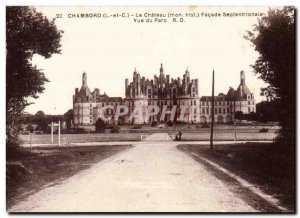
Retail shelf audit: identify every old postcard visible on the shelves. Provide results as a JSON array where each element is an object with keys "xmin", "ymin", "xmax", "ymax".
[{"xmin": 6, "ymin": 6, "xmax": 295, "ymax": 213}]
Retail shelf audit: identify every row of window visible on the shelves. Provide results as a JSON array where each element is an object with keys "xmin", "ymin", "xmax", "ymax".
[
  {"xmin": 202, "ymin": 107, "xmax": 231, "ymax": 114},
  {"xmin": 76, "ymin": 100, "xmax": 255, "ymax": 108},
  {"xmin": 77, "ymin": 108, "xmax": 255, "ymax": 121}
]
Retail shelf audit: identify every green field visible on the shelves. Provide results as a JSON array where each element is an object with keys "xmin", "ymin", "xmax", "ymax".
[
  {"xmin": 172, "ymin": 131, "xmax": 277, "ymax": 141},
  {"xmin": 178, "ymin": 143, "xmax": 295, "ymax": 211},
  {"xmin": 19, "ymin": 128, "xmax": 277, "ymax": 145},
  {"xmin": 20, "ymin": 133, "xmax": 147, "ymax": 145},
  {"xmin": 7, "ymin": 145, "xmax": 131, "ymax": 208}
]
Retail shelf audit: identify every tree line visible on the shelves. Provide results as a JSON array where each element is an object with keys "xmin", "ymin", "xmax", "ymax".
[{"xmin": 20, "ymin": 109, "xmax": 73, "ymax": 133}]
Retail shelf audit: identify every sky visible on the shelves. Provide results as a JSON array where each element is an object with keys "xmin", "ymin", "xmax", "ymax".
[{"xmin": 25, "ymin": 6, "xmax": 270, "ymax": 115}]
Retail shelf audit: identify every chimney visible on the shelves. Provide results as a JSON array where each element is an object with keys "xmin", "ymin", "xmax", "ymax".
[
  {"xmin": 95, "ymin": 88, "xmax": 100, "ymax": 96},
  {"xmin": 240, "ymin": 70, "xmax": 245, "ymax": 85},
  {"xmin": 195, "ymin": 79, "xmax": 199, "ymax": 94},
  {"xmin": 82, "ymin": 72, "xmax": 87, "ymax": 87},
  {"xmin": 125, "ymin": 79, "xmax": 129, "ymax": 96},
  {"xmin": 178, "ymin": 77, "xmax": 181, "ymax": 86},
  {"xmin": 75, "ymin": 88, "xmax": 78, "ymax": 94}
]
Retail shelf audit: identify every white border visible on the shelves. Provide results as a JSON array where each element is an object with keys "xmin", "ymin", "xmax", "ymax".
[{"xmin": 1, "ymin": 0, "xmax": 298, "ymax": 217}]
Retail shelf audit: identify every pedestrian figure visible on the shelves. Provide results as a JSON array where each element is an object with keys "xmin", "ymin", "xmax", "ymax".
[
  {"xmin": 175, "ymin": 130, "xmax": 182, "ymax": 141},
  {"xmin": 178, "ymin": 131, "xmax": 182, "ymax": 140}
]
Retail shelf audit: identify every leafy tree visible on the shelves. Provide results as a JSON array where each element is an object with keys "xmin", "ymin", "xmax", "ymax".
[
  {"xmin": 6, "ymin": 7, "xmax": 62, "ymax": 146},
  {"xmin": 34, "ymin": 111, "xmax": 48, "ymax": 132},
  {"xmin": 26, "ymin": 124, "xmax": 34, "ymax": 132},
  {"xmin": 95, "ymin": 118, "xmax": 106, "ymax": 133},
  {"xmin": 256, "ymin": 101, "xmax": 279, "ymax": 123},
  {"xmin": 234, "ymin": 111, "xmax": 244, "ymax": 121},
  {"xmin": 35, "ymin": 111, "xmax": 45, "ymax": 117},
  {"xmin": 64, "ymin": 109, "xmax": 73, "ymax": 129},
  {"xmin": 110, "ymin": 124, "xmax": 120, "ymax": 133},
  {"xmin": 245, "ymin": 7, "xmax": 295, "ymax": 148}
]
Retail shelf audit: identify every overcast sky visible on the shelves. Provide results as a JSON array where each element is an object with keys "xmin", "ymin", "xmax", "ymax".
[{"xmin": 25, "ymin": 6, "xmax": 270, "ymax": 115}]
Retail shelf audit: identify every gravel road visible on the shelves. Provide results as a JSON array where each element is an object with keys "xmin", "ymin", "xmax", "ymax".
[{"xmin": 9, "ymin": 134, "xmax": 257, "ymax": 212}]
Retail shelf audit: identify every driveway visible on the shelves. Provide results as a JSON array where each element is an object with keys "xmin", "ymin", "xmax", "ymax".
[{"xmin": 10, "ymin": 133, "xmax": 257, "ymax": 212}]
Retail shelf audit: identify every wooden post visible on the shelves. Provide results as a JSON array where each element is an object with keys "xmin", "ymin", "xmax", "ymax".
[
  {"xmin": 234, "ymin": 119, "xmax": 237, "ymax": 143},
  {"xmin": 30, "ymin": 132, "xmax": 32, "ymax": 153},
  {"xmin": 51, "ymin": 122, "xmax": 53, "ymax": 143},
  {"xmin": 210, "ymin": 70, "xmax": 215, "ymax": 150},
  {"xmin": 233, "ymin": 100, "xmax": 237, "ymax": 143},
  {"xmin": 58, "ymin": 121, "xmax": 61, "ymax": 147}
]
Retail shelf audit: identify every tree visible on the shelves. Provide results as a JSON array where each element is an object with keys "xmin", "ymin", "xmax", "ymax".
[
  {"xmin": 26, "ymin": 124, "xmax": 34, "ymax": 132},
  {"xmin": 256, "ymin": 101, "xmax": 279, "ymax": 123},
  {"xmin": 245, "ymin": 7, "xmax": 295, "ymax": 149},
  {"xmin": 234, "ymin": 111, "xmax": 244, "ymax": 121},
  {"xmin": 6, "ymin": 7, "xmax": 63, "ymax": 146},
  {"xmin": 95, "ymin": 118, "xmax": 106, "ymax": 133},
  {"xmin": 34, "ymin": 111, "xmax": 48, "ymax": 132},
  {"xmin": 64, "ymin": 109, "xmax": 73, "ymax": 129}
]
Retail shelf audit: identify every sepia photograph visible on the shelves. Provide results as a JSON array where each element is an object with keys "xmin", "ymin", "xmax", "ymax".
[{"xmin": 6, "ymin": 5, "xmax": 295, "ymax": 213}]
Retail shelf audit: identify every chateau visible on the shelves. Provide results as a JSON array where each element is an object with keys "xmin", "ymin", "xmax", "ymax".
[{"xmin": 73, "ymin": 64, "xmax": 256, "ymax": 126}]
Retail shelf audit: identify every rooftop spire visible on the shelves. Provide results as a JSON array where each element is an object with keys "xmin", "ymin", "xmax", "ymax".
[
  {"xmin": 240, "ymin": 70, "xmax": 245, "ymax": 85},
  {"xmin": 160, "ymin": 63, "xmax": 164, "ymax": 75},
  {"xmin": 82, "ymin": 72, "xmax": 87, "ymax": 87}
]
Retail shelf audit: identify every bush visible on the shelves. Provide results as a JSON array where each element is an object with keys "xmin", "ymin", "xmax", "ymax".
[
  {"xmin": 174, "ymin": 121, "xmax": 185, "ymax": 125},
  {"xmin": 132, "ymin": 125, "xmax": 142, "ymax": 129},
  {"xmin": 151, "ymin": 121, "xmax": 158, "ymax": 127},
  {"xmin": 111, "ymin": 125, "xmax": 120, "ymax": 133},
  {"xmin": 259, "ymin": 128, "xmax": 269, "ymax": 133},
  {"xmin": 167, "ymin": 121, "xmax": 173, "ymax": 127},
  {"xmin": 202, "ymin": 123, "xmax": 210, "ymax": 128},
  {"xmin": 95, "ymin": 118, "xmax": 106, "ymax": 133},
  {"xmin": 72, "ymin": 128, "xmax": 87, "ymax": 134}
]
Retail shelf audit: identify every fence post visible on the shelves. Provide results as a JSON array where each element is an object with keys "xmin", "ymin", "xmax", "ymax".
[
  {"xmin": 58, "ymin": 121, "xmax": 61, "ymax": 147},
  {"xmin": 51, "ymin": 122, "xmax": 53, "ymax": 143}
]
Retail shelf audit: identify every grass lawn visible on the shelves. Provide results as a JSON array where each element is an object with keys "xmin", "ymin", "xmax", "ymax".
[
  {"xmin": 19, "ymin": 133, "xmax": 145, "ymax": 144},
  {"xmin": 178, "ymin": 143, "xmax": 295, "ymax": 211},
  {"xmin": 173, "ymin": 131, "xmax": 276, "ymax": 141},
  {"xmin": 6, "ymin": 145, "xmax": 131, "ymax": 208}
]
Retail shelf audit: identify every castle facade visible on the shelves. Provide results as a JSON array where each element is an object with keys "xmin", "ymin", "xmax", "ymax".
[{"xmin": 73, "ymin": 64, "xmax": 256, "ymax": 126}]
